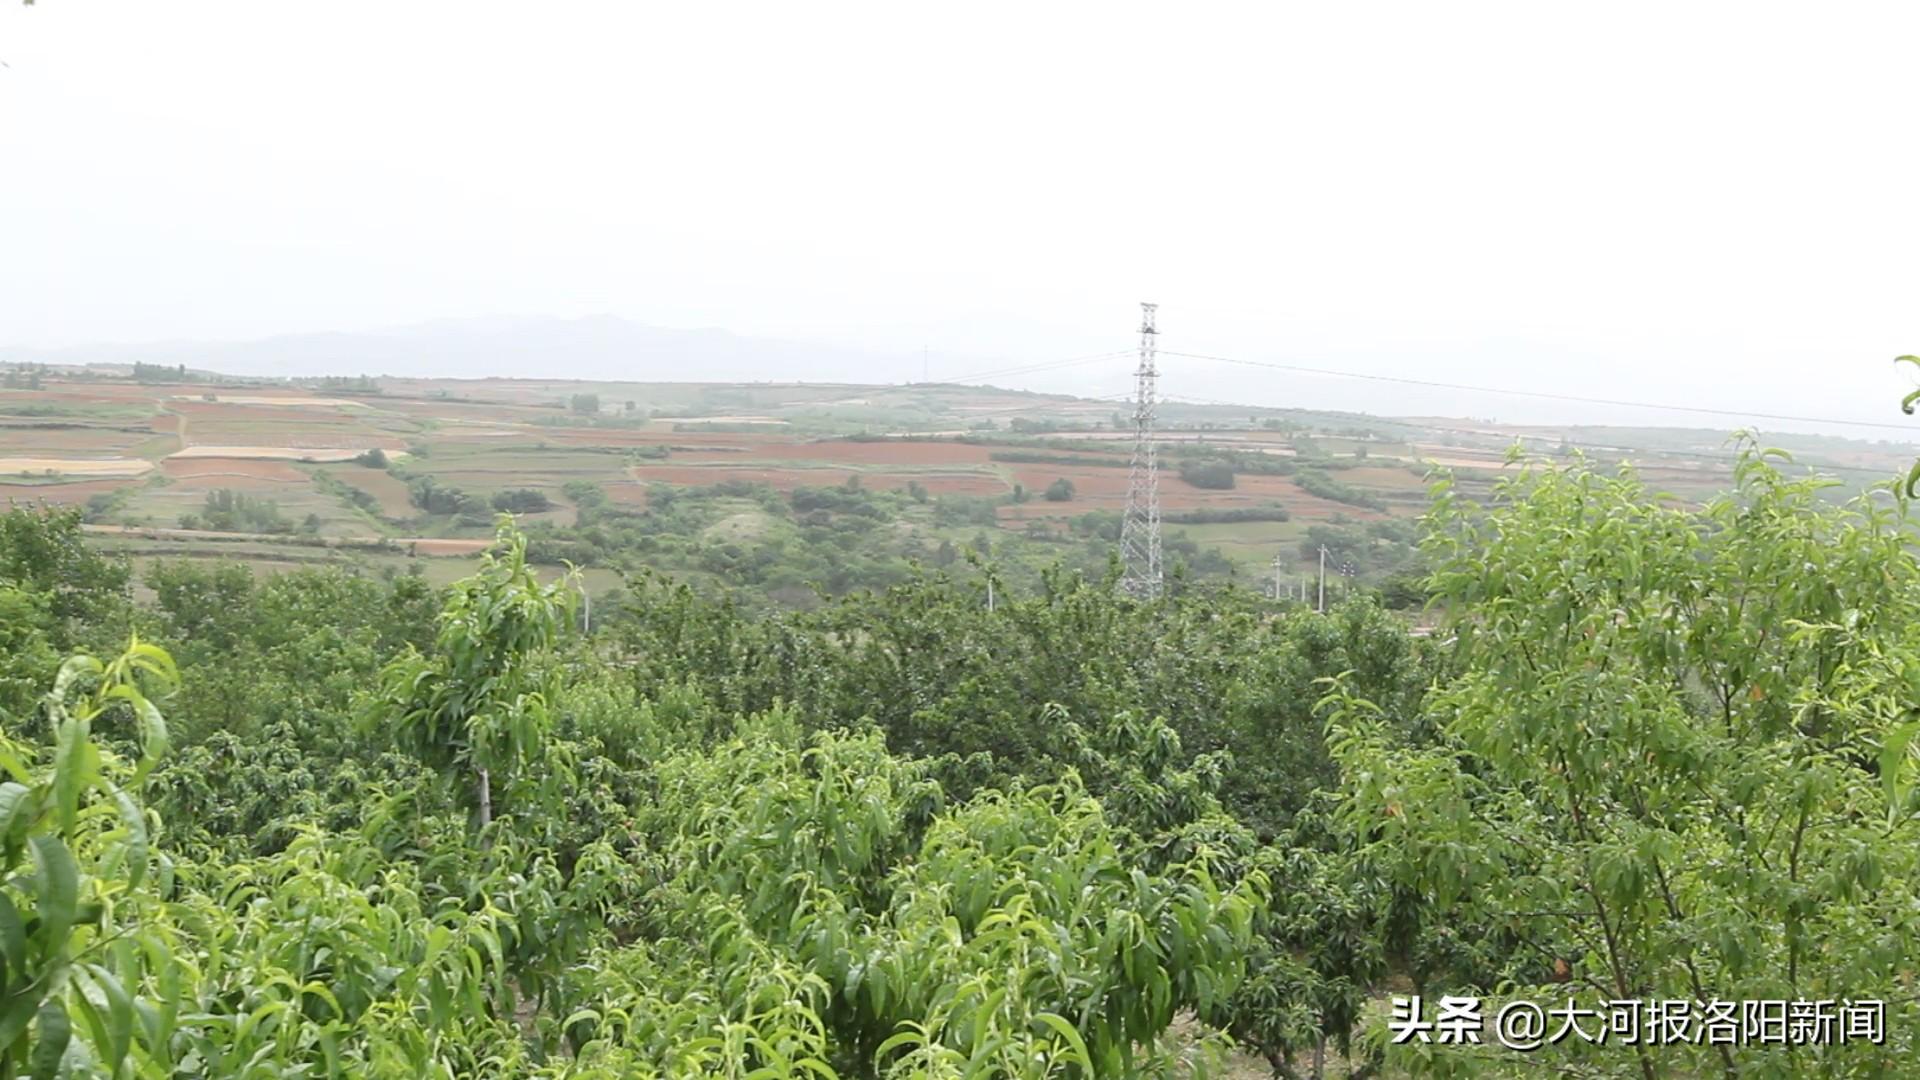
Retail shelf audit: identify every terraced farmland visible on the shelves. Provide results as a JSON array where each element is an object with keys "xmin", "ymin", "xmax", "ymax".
[{"xmin": 5, "ymin": 372, "xmax": 1913, "ymax": 591}]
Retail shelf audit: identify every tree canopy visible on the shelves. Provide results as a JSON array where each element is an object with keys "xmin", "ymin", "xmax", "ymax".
[{"xmin": 0, "ymin": 423, "xmax": 1916, "ymax": 1075}]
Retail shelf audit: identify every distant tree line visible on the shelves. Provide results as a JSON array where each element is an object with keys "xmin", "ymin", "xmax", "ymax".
[
  {"xmin": 1, "ymin": 363, "xmax": 47, "ymax": 389},
  {"xmin": 131, "ymin": 361, "xmax": 192, "ymax": 383},
  {"xmin": 1163, "ymin": 505, "xmax": 1292, "ymax": 524},
  {"xmin": 313, "ymin": 375, "xmax": 382, "ymax": 395},
  {"xmin": 1295, "ymin": 467, "xmax": 1387, "ymax": 511}
]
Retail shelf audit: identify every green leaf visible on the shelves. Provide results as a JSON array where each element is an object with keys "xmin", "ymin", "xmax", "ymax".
[
  {"xmin": 0, "ymin": 745, "xmax": 32, "ymax": 787},
  {"xmin": 110, "ymin": 789, "xmax": 148, "ymax": 891},
  {"xmin": 29, "ymin": 837, "xmax": 78, "ymax": 960},
  {"xmin": 101, "ymin": 685, "xmax": 169, "ymax": 784},
  {"xmin": 1882, "ymin": 719, "xmax": 1919, "ymax": 815},
  {"xmin": 121, "ymin": 640, "xmax": 178, "ymax": 688},
  {"xmin": 48, "ymin": 718, "xmax": 91, "ymax": 840},
  {"xmin": 27, "ymin": 998, "xmax": 68, "ymax": 1080},
  {"xmin": 83, "ymin": 964, "xmax": 133, "ymax": 1073},
  {"xmin": 0, "ymin": 783, "xmax": 37, "ymax": 850},
  {"xmin": 46, "ymin": 656, "xmax": 101, "ymax": 712},
  {"xmin": 0, "ymin": 991, "xmax": 35, "ymax": 1059},
  {"xmin": 1035, "ymin": 1012, "xmax": 1092, "ymax": 1066},
  {"xmin": 67, "ymin": 991, "xmax": 109, "ymax": 1076},
  {"xmin": 0, "ymin": 895, "xmax": 26, "ymax": 995}
]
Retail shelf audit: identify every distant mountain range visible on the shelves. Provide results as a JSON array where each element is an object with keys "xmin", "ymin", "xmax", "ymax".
[{"xmin": 0, "ymin": 315, "xmax": 930, "ymax": 384}]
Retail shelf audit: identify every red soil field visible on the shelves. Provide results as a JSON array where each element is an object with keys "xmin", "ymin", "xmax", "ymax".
[
  {"xmin": 537, "ymin": 429, "xmax": 769, "ymax": 452},
  {"xmin": 669, "ymin": 450, "xmax": 785, "ymax": 464},
  {"xmin": 1008, "ymin": 466, "xmax": 1130, "ymax": 502},
  {"xmin": 867, "ymin": 471, "xmax": 1008, "ymax": 496},
  {"xmin": 660, "ymin": 432, "xmax": 792, "ymax": 448},
  {"xmin": 171, "ymin": 401, "xmax": 357, "ymax": 424},
  {"xmin": 1237, "ymin": 476, "xmax": 1387, "ymax": 519},
  {"xmin": 772, "ymin": 440, "xmax": 999, "ymax": 466},
  {"xmin": 630, "ymin": 465, "xmax": 861, "ymax": 489},
  {"xmin": 534, "ymin": 428, "xmax": 669, "ymax": 448},
  {"xmin": 161, "ymin": 458, "xmax": 309, "ymax": 484},
  {"xmin": 0, "ymin": 479, "xmax": 133, "ymax": 505},
  {"xmin": 25, "ymin": 383, "xmax": 165, "ymax": 404},
  {"xmin": 378, "ymin": 399, "xmax": 550, "ymax": 425},
  {"xmin": 0, "ymin": 427, "xmax": 151, "ymax": 453},
  {"xmin": 627, "ymin": 461, "xmax": 1007, "ymax": 497},
  {"xmin": 1007, "ymin": 462, "xmax": 1122, "ymax": 486},
  {"xmin": 423, "ymin": 433, "xmax": 541, "ymax": 450}
]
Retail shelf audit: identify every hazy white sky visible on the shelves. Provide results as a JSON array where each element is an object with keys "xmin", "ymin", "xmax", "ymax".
[{"xmin": 3, "ymin": 1, "xmax": 1918, "ymax": 434}]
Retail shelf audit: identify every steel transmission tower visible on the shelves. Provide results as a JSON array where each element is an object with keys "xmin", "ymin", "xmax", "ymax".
[{"xmin": 1119, "ymin": 302, "xmax": 1163, "ymax": 599}]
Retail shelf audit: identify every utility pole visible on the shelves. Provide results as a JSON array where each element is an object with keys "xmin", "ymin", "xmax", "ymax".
[
  {"xmin": 1119, "ymin": 302, "xmax": 1163, "ymax": 600},
  {"xmin": 1271, "ymin": 552, "xmax": 1285, "ymax": 601},
  {"xmin": 1318, "ymin": 545, "xmax": 1328, "ymax": 613}
]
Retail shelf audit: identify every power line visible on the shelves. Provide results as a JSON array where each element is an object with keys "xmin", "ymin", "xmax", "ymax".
[{"xmin": 1159, "ymin": 349, "xmax": 1920, "ymax": 434}]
